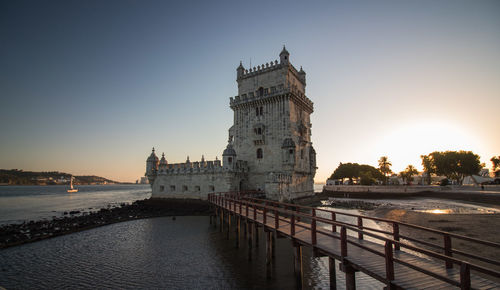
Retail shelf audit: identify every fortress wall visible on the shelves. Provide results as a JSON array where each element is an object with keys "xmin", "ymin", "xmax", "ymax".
[{"xmin": 151, "ymin": 172, "xmax": 239, "ymax": 200}]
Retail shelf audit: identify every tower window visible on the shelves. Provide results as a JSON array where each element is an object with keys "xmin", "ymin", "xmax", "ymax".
[
  {"xmin": 257, "ymin": 128, "xmax": 262, "ymax": 135},
  {"xmin": 257, "ymin": 148, "xmax": 263, "ymax": 159},
  {"xmin": 183, "ymin": 185, "xmax": 188, "ymax": 192},
  {"xmin": 228, "ymin": 157, "xmax": 232, "ymax": 163},
  {"xmin": 159, "ymin": 185, "xmax": 164, "ymax": 192},
  {"xmin": 170, "ymin": 185, "xmax": 176, "ymax": 191},
  {"xmin": 258, "ymin": 87, "xmax": 264, "ymax": 96},
  {"xmin": 289, "ymin": 149, "xmax": 294, "ymax": 154},
  {"xmin": 301, "ymin": 149, "xmax": 304, "ymax": 159},
  {"xmin": 256, "ymin": 106, "xmax": 263, "ymax": 116}
]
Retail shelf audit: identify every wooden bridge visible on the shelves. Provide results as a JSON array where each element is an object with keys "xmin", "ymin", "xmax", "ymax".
[{"xmin": 208, "ymin": 191, "xmax": 500, "ymax": 289}]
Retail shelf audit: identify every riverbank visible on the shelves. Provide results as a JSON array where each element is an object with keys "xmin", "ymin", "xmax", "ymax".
[
  {"xmin": 0, "ymin": 198, "xmax": 210, "ymax": 249},
  {"xmin": 319, "ymin": 190, "xmax": 500, "ymax": 208},
  {"xmin": 369, "ymin": 208, "xmax": 500, "ymax": 272}
]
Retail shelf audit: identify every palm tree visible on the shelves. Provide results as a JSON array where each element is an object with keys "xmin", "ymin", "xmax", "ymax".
[
  {"xmin": 378, "ymin": 156, "xmax": 392, "ymax": 184},
  {"xmin": 400, "ymin": 165, "xmax": 419, "ymax": 185}
]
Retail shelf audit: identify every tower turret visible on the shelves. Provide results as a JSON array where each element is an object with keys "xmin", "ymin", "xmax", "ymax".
[
  {"xmin": 298, "ymin": 66, "xmax": 306, "ymax": 86},
  {"xmin": 159, "ymin": 153, "xmax": 168, "ymax": 168},
  {"xmin": 222, "ymin": 142, "xmax": 237, "ymax": 170},
  {"xmin": 237, "ymin": 61, "xmax": 245, "ymax": 80},
  {"xmin": 146, "ymin": 147, "xmax": 159, "ymax": 185},
  {"xmin": 280, "ymin": 45, "xmax": 290, "ymax": 65}
]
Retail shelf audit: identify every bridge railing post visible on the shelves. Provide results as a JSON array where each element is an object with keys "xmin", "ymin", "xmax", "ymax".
[
  {"xmin": 385, "ymin": 240, "xmax": 395, "ymax": 281},
  {"xmin": 291, "ymin": 214, "xmax": 295, "ymax": 236},
  {"xmin": 393, "ymin": 223, "xmax": 400, "ymax": 251},
  {"xmin": 239, "ymin": 201, "xmax": 242, "ymax": 215},
  {"xmin": 274, "ymin": 209, "xmax": 279, "ymax": 229},
  {"xmin": 253, "ymin": 204, "xmax": 257, "ymax": 220},
  {"xmin": 331, "ymin": 212, "xmax": 336, "ymax": 232},
  {"xmin": 357, "ymin": 217, "xmax": 363, "ymax": 240},
  {"xmin": 444, "ymin": 234, "xmax": 453, "ymax": 269},
  {"xmin": 341, "ymin": 226, "xmax": 347, "ymax": 258},
  {"xmin": 460, "ymin": 262, "xmax": 471, "ymax": 290},
  {"xmin": 245, "ymin": 202, "xmax": 249, "ymax": 217},
  {"xmin": 311, "ymin": 209, "xmax": 317, "ymax": 245}
]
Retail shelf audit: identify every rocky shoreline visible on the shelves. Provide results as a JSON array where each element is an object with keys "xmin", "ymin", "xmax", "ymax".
[{"xmin": 0, "ymin": 198, "xmax": 211, "ymax": 249}]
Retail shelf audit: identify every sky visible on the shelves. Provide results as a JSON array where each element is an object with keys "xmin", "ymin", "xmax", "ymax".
[{"xmin": 1, "ymin": 0, "xmax": 499, "ymax": 183}]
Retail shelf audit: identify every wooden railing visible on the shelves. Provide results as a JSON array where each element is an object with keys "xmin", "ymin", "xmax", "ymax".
[{"xmin": 208, "ymin": 192, "xmax": 500, "ymax": 289}]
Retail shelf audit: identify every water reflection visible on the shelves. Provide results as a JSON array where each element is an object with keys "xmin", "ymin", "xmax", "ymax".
[
  {"xmin": 419, "ymin": 209, "xmax": 452, "ymax": 214},
  {"xmin": 0, "ymin": 216, "xmax": 386, "ymax": 289}
]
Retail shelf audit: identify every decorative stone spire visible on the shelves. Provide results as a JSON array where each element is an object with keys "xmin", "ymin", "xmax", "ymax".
[
  {"xmin": 201, "ymin": 155, "xmax": 205, "ymax": 162},
  {"xmin": 159, "ymin": 153, "xmax": 168, "ymax": 166},
  {"xmin": 186, "ymin": 156, "xmax": 190, "ymax": 163},
  {"xmin": 280, "ymin": 45, "xmax": 290, "ymax": 64},
  {"xmin": 298, "ymin": 66, "xmax": 306, "ymax": 85},
  {"xmin": 237, "ymin": 60, "xmax": 245, "ymax": 79},
  {"xmin": 147, "ymin": 147, "xmax": 159, "ymax": 162}
]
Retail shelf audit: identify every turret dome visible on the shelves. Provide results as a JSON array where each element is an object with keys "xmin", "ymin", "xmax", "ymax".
[
  {"xmin": 147, "ymin": 147, "xmax": 159, "ymax": 162},
  {"xmin": 223, "ymin": 143, "xmax": 237, "ymax": 156},
  {"xmin": 159, "ymin": 153, "xmax": 168, "ymax": 166}
]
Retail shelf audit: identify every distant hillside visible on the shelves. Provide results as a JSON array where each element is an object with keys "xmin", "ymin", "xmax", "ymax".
[{"xmin": 0, "ymin": 169, "xmax": 121, "ymax": 185}]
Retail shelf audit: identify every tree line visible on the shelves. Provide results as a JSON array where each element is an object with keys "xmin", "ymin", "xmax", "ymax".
[{"xmin": 329, "ymin": 151, "xmax": 499, "ymax": 185}]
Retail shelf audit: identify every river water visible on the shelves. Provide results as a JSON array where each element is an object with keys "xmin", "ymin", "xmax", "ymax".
[
  {"xmin": 0, "ymin": 185, "xmax": 151, "ymax": 224},
  {"xmin": 0, "ymin": 216, "xmax": 384, "ymax": 289},
  {"xmin": 0, "ymin": 185, "xmax": 387, "ymax": 289}
]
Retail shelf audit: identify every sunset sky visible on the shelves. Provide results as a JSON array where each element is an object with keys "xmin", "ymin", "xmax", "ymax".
[{"xmin": 1, "ymin": 0, "xmax": 499, "ymax": 182}]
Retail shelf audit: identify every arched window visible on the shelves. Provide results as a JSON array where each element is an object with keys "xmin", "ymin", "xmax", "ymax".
[
  {"xmin": 258, "ymin": 87, "xmax": 264, "ymax": 96},
  {"xmin": 228, "ymin": 157, "xmax": 232, "ymax": 163},
  {"xmin": 257, "ymin": 148, "xmax": 263, "ymax": 159},
  {"xmin": 257, "ymin": 128, "xmax": 262, "ymax": 135}
]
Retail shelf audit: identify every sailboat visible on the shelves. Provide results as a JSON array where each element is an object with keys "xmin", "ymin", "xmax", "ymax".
[{"xmin": 67, "ymin": 175, "xmax": 78, "ymax": 193}]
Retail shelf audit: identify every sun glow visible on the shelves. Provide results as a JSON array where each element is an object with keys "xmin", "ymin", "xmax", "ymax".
[{"xmin": 372, "ymin": 120, "xmax": 480, "ymax": 173}]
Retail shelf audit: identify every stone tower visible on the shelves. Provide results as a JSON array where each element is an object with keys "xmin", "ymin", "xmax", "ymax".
[{"xmin": 229, "ymin": 46, "xmax": 317, "ymax": 200}]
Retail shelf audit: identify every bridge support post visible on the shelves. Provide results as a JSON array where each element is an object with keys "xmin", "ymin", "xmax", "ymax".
[
  {"xmin": 220, "ymin": 209, "xmax": 223, "ymax": 233},
  {"xmin": 255, "ymin": 223, "xmax": 259, "ymax": 247},
  {"xmin": 243, "ymin": 219, "xmax": 247, "ymax": 239},
  {"xmin": 247, "ymin": 222, "xmax": 253, "ymax": 261},
  {"xmin": 271, "ymin": 232, "xmax": 276, "ymax": 260},
  {"xmin": 266, "ymin": 230, "xmax": 273, "ymax": 278},
  {"xmin": 228, "ymin": 213, "xmax": 233, "ymax": 240},
  {"xmin": 293, "ymin": 241, "xmax": 303, "ymax": 288},
  {"xmin": 329, "ymin": 257, "xmax": 337, "ymax": 290},
  {"xmin": 236, "ymin": 216, "xmax": 240, "ymax": 248},
  {"xmin": 342, "ymin": 263, "xmax": 356, "ymax": 290}
]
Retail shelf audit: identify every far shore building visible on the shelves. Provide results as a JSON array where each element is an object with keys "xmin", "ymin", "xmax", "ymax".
[{"xmin": 146, "ymin": 47, "xmax": 317, "ymax": 201}]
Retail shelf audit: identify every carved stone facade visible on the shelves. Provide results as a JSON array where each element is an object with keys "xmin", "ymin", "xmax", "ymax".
[{"xmin": 146, "ymin": 47, "xmax": 316, "ymax": 201}]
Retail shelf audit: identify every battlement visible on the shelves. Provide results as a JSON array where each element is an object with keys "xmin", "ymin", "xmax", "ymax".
[
  {"xmin": 229, "ymin": 85, "xmax": 313, "ymax": 113},
  {"xmin": 239, "ymin": 59, "xmax": 281, "ymax": 79},
  {"xmin": 238, "ymin": 60, "xmax": 305, "ymax": 84},
  {"xmin": 157, "ymin": 158, "xmax": 248, "ymax": 175}
]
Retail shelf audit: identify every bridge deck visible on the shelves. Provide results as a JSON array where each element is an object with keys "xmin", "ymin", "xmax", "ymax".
[{"xmin": 214, "ymin": 197, "xmax": 500, "ymax": 290}]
